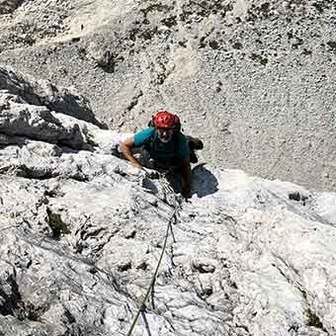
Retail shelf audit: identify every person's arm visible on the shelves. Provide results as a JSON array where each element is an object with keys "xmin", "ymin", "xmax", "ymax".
[
  {"xmin": 119, "ymin": 136, "xmax": 143, "ymax": 169},
  {"xmin": 180, "ymin": 159, "xmax": 192, "ymax": 198}
]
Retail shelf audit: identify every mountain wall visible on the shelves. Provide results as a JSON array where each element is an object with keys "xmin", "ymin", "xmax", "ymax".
[
  {"xmin": 0, "ymin": 0, "xmax": 335, "ymax": 191},
  {"xmin": 1, "ymin": 67, "xmax": 336, "ymax": 336}
]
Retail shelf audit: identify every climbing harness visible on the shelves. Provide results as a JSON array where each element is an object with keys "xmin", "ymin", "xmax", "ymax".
[{"xmin": 125, "ymin": 173, "xmax": 181, "ymax": 336}]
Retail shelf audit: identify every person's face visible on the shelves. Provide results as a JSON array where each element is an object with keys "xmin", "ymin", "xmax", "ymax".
[{"xmin": 157, "ymin": 128, "xmax": 174, "ymax": 143}]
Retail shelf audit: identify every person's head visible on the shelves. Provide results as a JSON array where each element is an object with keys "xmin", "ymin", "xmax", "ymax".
[{"xmin": 152, "ymin": 111, "xmax": 181, "ymax": 143}]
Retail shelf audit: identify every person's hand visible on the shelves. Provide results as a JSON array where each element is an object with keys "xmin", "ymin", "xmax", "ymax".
[{"xmin": 127, "ymin": 165, "xmax": 145, "ymax": 177}]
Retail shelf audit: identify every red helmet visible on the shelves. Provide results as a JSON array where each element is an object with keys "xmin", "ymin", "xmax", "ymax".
[{"xmin": 152, "ymin": 111, "xmax": 181, "ymax": 130}]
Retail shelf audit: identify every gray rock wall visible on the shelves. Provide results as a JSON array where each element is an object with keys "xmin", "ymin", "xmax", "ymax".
[
  {"xmin": 1, "ymin": 67, "xmax": 336, "ymax": 336},
  {"xmin": 1, "ymin": 0, "xmax": 335, "ymax": 190}
]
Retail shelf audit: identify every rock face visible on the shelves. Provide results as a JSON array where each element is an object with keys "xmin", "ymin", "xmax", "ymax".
[
  {"xmin": 0, "ymin": 69, "xmax": 336, "ymax": 336},
  {"xmin": 0, "ymin": 0, "xmax": 23, "ymax": 14},
  {"xmin": 0, "ymin": 0, "xmax": 335, "ymax": 191}
]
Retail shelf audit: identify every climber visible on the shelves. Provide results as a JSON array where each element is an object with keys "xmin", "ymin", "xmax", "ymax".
[{"xmin": 119, "ymin": 111, "xmax": 203, "ymax": 198}]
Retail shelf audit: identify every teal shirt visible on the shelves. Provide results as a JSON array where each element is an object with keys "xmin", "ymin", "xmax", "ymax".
[{"xmin": 134, "ymin": 127, "xmax": 189, "ymax": 162}]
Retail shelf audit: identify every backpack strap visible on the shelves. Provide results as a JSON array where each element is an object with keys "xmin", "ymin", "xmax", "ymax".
[{"xmin": 144, "ymin": 129, "xmax": 180, "ymax": 161}]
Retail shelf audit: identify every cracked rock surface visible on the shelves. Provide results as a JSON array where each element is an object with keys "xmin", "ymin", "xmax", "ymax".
[
  {"xmin": 0, "ymin": 68, "xmax": 336, "ymax": 335},
  {"xmin": 0, "ymin": 0, "xmax": 335, "ymax": 191}
]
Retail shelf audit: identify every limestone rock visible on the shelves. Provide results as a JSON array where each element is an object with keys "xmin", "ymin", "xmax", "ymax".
[
  {"xmin": 0, "ymin": 0, "xmax": 23, "ymax": 14},
  {"xmin": 1, "ymin": 0, "xmax": 335, "ymax": 191},
  {"xmin": 0, "ymin": 67, "xmax": 105, "ymax": 128},
  {"xmin": 0, "ymin": 65, "xmax": 335, "ymax": 336}
]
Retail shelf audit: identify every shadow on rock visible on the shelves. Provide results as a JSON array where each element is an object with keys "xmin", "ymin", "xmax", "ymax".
[
  {"xmin": 141, "ymin": 177, "xmax": 159, "ymax": 195},
  {"xmin": 191, "ymin": 163, "xmax": 218, "ymax": 198},
  {"xmin": 44, "ymin": 91, "xmax": 107, "ymax": 129},
  {"xmin": 0, "ymin": 134, "xmax": 27, "ymax": 148}
]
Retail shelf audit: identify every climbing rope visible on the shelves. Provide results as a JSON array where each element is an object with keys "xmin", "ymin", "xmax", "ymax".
[{"xmin": 125, "ymin": 173, "xmax": 180, "ymax": 336}]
